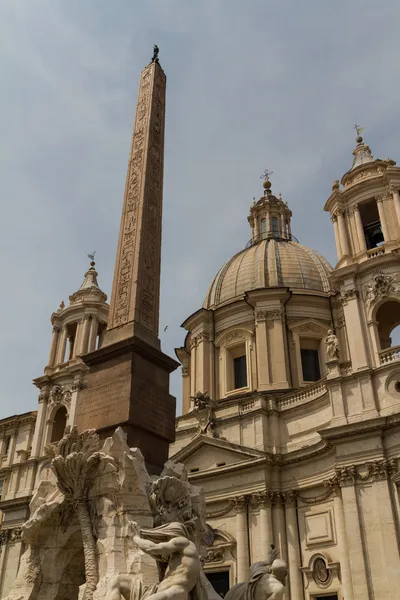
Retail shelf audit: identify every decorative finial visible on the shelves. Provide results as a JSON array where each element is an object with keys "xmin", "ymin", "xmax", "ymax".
[
  {"xmin": 332, "ymin": 179, "xmax": 340, "ymax": 191},
  {"xmin": 88, "ymin": 251, "xmax": 96, "ymax": 267},
  {"xmin": 59, "ymin": 300, "xmax": 65, "ymax": 310},
  {"xmin": 260, "ymin": 169, "xmax": 273, "ymax": 191},
  {"xmin": 151, "ymin": 44, "xmax": 159, "ymax": 64},
  {"xmin": 353, "ymin": 123, "xmax": 364, "ymax": 144}
]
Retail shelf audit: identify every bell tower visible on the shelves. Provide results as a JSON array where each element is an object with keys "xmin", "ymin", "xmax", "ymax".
[
  {"xmin": 75, "ymin": 49, "xmax": 178, "ymax": 473},
  {"xmin": 324, "ymin": 127, "xmax": 400, "ymax": 374},
  {"xmin": 324, "ymin": 127, "xmax": 400, "ymax": 267}
]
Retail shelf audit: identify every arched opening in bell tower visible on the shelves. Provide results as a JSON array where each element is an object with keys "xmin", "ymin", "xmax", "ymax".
[
  {"xmin": 359, "ymin": 200, "xmax": 384, "ymax": 249},
  {"xmin": 51, "ymin": 406, "xmax": 67, "ymax": 443},
  {"xmin": 376, "ymin": 300, "xmax": 400, "ymax": 350}
]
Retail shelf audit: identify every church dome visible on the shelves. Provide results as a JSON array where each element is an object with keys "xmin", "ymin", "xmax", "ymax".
[{"xmin": 203, "ymin": 238, "xmax": 333, "ymax": 309}]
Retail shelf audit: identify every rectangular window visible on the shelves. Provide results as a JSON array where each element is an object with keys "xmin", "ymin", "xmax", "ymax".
[
  {"xmin": 2, "ymin": 436, "xmax": 11, "ymax": 456},
  {"xmin": 301, "ymin": 348, "xmax": 321, "ymax": 382},
  {"xmin": 233, "ymin": 355, "xmax": 247, "ymax": 389}
]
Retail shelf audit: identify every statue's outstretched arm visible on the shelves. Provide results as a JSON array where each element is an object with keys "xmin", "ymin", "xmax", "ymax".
[{"xmin": 134, "ymin": 535, "xmax": 188, "ymax": 557}]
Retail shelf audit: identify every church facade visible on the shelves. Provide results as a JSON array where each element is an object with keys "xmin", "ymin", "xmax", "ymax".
[
  {"xmin": 170, "ymin": 137, "xmax": 400, "ymax": 600},
  {"xmin": 1, "ymin": 52, "xmax": 400, "ymax": 600}
]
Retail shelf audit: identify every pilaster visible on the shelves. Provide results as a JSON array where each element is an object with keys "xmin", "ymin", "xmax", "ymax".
[{"xmin": 232, "ymin": 495, "xmax": 250, "ymax": 582}]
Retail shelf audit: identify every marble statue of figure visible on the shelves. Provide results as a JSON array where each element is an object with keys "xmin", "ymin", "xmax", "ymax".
[
  {"xmin": 224, "ymin": 546, "xmax": 287, "ymax": 600},
  {"xmin": 325, "ymin": 329, "xmax": 339, "ymax": 360},
  {"xmin": 106, "ymin": 521, "xmax": 201, "ymax": 600}
]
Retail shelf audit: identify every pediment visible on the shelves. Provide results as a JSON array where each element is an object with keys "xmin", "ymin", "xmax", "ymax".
[
  {"xmin": 170, "ymin": 435, "xmax": 266, "ymax": 473},
  {"xmin": 289, "ymin": 318, "xmax": 329, "ymax": 335}
]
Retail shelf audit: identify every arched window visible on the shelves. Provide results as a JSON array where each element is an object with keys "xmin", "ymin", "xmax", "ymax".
[
  {"xmin": 51, "ymin": 406, "xmax": 67, "ymax": 443},
  {"xmin": 271, "ymin": 216, "xmax": 279, "ymax": 237},
  {"xmin": 376, "ymin": 301, "xmax": 400, "ymax": 350}
]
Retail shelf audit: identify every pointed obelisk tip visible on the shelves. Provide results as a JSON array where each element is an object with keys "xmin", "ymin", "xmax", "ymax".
[{"xmin": 151, "ymin": 44, "xmax": 160, "ymax": 64}]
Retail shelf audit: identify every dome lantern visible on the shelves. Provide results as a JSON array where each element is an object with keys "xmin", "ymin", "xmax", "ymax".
[{"xmin": 248, "ymin": 171, "xmax": 293, "ymax": 243}]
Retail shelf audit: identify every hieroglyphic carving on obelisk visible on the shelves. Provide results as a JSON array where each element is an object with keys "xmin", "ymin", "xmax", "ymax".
[{"xmin": 106, "ymin": 60, "xmax": 166, "ymax": 347}]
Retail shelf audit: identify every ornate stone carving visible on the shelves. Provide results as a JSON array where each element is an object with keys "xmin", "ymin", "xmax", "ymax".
[
  {"xmin": 251, "ymin": 491, "xmax": 274, "ymax": 507},
  {"xmin": 190, "ymin": 392, "xmax": 217, "ymax": 436},
  {"xmin": 45, "ymin": 426, "xmax": 102, "ymax": 600},
  {"xmin": 340, "ymin": 288, "xmax": 358, "ymax": 305},
  {"xmin": 24, "ymin": 556, "xmax": 42, "ymax": 584},
  {"xmin": 282, "ymin": 490, "xmax": 297, "ymax": 505},
  {"xmin": 49, "ymin": 384, "xmax": 72, "ymax": 409},
  {"xmin": 230, "ymin": 495, "xmax": 248, "ymax": 512},
  {"xmin": 266, "ymin": 309, "xmax": 283, "ymax": 321},
  {"xmin": 364, "ymin": 459, "xmax": 396, "ymax": 481},
  {"xmin": 325, "ymin": 329, "xmax": 339, "ymax": 361},
  {"xmin": 149, "ymin": 475, "xmax": 193, "ymax": 526},
  {"xmin": 334, "ymin": 465, "xmax": 357, "ymax": 486},
  {"xmin": 225, "ymin": 546, "xmax": 287, "ymax": 600},
  {"xmin": 313, "ymin": 557, "xmax": 331, "ymax": 587},
  {"xmin": 203, "ymin": 548, "xmax": 224, "ymax": 563},
  {"xmin": 71, "ymin": 381, "xmax": 86, "ymax": 392},
  {"xmin": 8, "ymin": 527, "xmax": 23, "ymax": 543},
  {"xmin": 364, "ymin": 273, "xmax": 400, "ymax": 308},
  {"xmin": 226, "ymin": 330, "xmax": 245, "ymax": 344},
  {"xmin": 296, "ymin": 322, "xmax": 322, "ymax": 334},
  {"xmin": 255, "ymin": 310, "xmax": 268, "ymax": 322},
  {"xmin": 181, "ymin": 366, "xmax": 189, "ymax": 377}
]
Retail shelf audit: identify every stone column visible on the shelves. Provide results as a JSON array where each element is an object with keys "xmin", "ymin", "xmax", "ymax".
[
  {"xmin": 47, "ymin": 326, "xmax": 60, "ymax": 367},
  {"xmin": 30, "ymin": 389, "xmax": 49, "ymax": 458},
  {"xmin": 56, "ymin": 325, "xmax": 68, "ymax": 364},
  {"xmin": 370, "ymin": 461, "xmax": 400, "ymax": 596},
  {"xmin": 336, "ymin": 467, "xmax": 369, "ymax": 598},
  {"xmin": 254, "ymin": 492, "xmax": 274, "ymax": 556},
  {"xmin": 341, "ymin": 289, "xmax": 369, "ymax": 371},
  {"xmin": 233, "ymin": 496, "xmax": 250, "ymax": 582},
  {"xmin": 376, "ymin": 194, "xmax": 389, "ymax": 241},
  {"xmin": 284, "ymin": 492, "xmax": 303, "ymax": 600},
  {"xmin": 181, "ymin": 365, "xmax": 191, "ymax": 414},
  {"xmin": 331, "ymin": 214, "xmax": 342, "ymax": 260},
  {"xmin": 354, "ymin": 204, "xmax": 367, "ymax": 252},
  {"xmin": 332, "ymin": 488, "xmax": 354, "ymax": 600},
  {"xmin": 266, "ymin": 213, "xmax": 271, "ymax": 237},
  {"xmin": 268, "ymin": 309, "xmax": 289, "ymax": 388},
  {"xmin": 79, "ymin": 315, "xmax": 91, "ymax": 355},
  {"xmin": 337, "ymin": 210, "xmax": 349, "ymax": 256},
  {"xmin": 389, "ymin": 185, "xmax": 400, "ymax": 227},
  {"xmin": 287, "ymin": 220, "xmax": 292, "ymax": 240},
  {"xmin": 255, "ymin": 311, "xmax": 270, "ymax": 390},
  {"xmin": 272, "ymin": 493, "xmax": 288, "ymax": 567},
  {"xmin": 280, "ymin": 213, "xmax": 286, "ymax": 239},
  {"xmin": 195, "ymin": 331, "xmax": 211, "ymax": 395},
  {"xmin": 98, "ymin": 326, "xmax": 106, "ymax": 349},
  {"xmin": 88, "ymin": 315, "xmax": 98, "ymax": 353},
  {"xmin": 73, "ymin": 319, "xmax": 84, "ymax": 358}
]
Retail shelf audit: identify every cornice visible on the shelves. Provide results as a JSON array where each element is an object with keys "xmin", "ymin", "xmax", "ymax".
[{"xmin": 0, "ymin": 413, "xmax": 37, "ymax": 431}]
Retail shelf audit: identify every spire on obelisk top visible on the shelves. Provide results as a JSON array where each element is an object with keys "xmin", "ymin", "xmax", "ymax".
[{"xmin": 105, "ymin": 46, "xmax": 166, "ymax": 349}]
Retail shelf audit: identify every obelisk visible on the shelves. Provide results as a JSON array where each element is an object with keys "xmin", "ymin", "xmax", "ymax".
[{"xmin": 75, "ymin": 49, "xmax": 178, "ymax": 473}]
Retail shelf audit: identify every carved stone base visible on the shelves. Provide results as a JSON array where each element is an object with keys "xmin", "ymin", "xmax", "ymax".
[
  {"xmin": 326, "ymin": 358, "xmax": 340, "ymax": 379},
  {"xmin": 75, "ymin": 335, "xmax": 178, "ymax": 473}
]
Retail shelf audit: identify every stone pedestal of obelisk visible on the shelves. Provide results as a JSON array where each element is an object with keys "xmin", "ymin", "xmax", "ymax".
[{"xmin": 75, "ymin": 57, "xmax": 178, "ymax": 473}]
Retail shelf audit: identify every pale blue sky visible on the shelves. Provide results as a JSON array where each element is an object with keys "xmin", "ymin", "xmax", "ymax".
[{"xmin": 1, "ymin": 0, "xmax": 400, "ymax": 418}]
